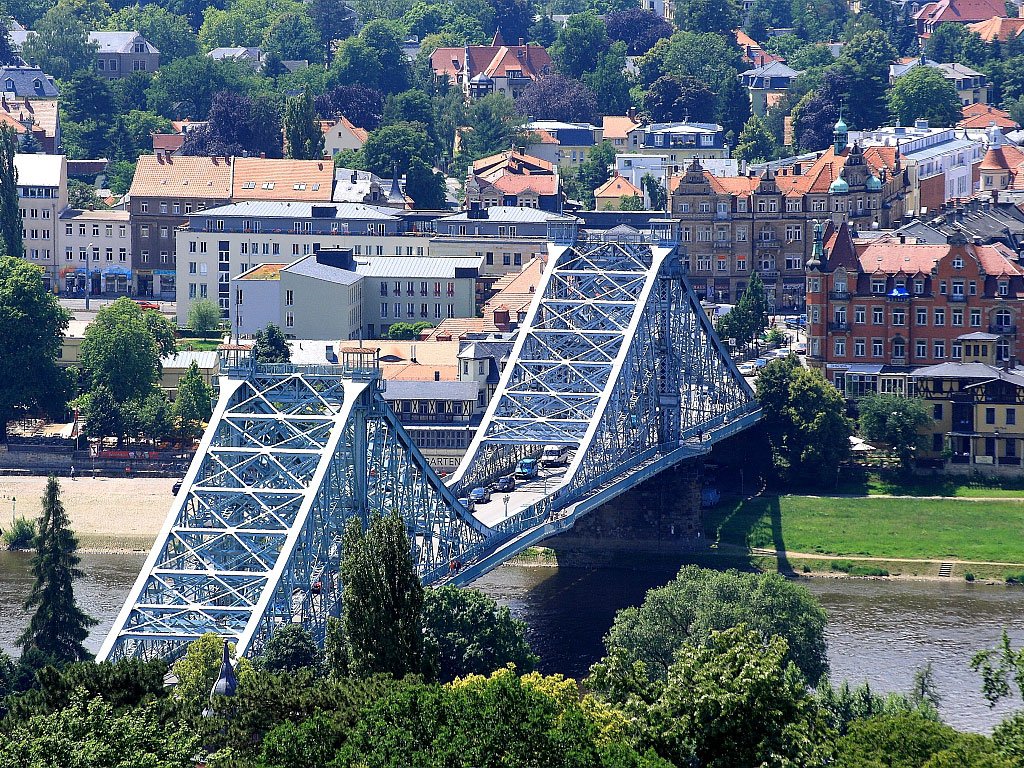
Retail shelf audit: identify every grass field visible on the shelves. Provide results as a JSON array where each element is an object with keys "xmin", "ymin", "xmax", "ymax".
[
  {"xmin": 835, "ymin": 472, "xmax": 1024, "ymax": 498},
  {"xmin": 705, "ymin": 495, "xmax": 1024, "ymax": 563},
  {"xmin": 176, "ymin": 338, "xmax": 221, "ymax": 352}
]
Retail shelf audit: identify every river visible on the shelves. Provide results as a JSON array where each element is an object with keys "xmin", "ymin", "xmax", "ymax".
[{"xmin": 1, "ymin": 550, "xmax": 1022, "ymax": 733}]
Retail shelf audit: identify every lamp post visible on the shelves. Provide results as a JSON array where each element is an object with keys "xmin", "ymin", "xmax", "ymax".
[
  {"xmin": 11, "ymin": 496, "xmax": 15, "ymax": 526},
  {"xmin": 503, "ymin": 494, "xmax": 510, "ymax": 519},
  {"xmin": 85, "ymin": 242, "xmax": 94, "ymax": 310}
]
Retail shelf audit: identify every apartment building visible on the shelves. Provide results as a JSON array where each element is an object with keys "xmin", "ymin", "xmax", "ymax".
[
  {"xmin": 430, "ymin": 32, "xmax": 553, "ymax": 101},
  {"xmin": 626, "ymin": 121, "xmax": 730, "ymax": 163},
  {"xmin": 175, "ymin": 200, "xmax": 431, "ymax": 325},
  {"xmin": 57, "ymin": 209, "xmax": 131, "ymax": 295},
  {"xmin": 523, "ymin": 121, "xmax": 603, "ymax": 169},
  {"xmin": 128, "ymin": 155, "xmax": 335, "ymax": 298},
  {"xmin": 805, "ymin": 221, "xmax": 1024, "ymax": 392},
  {"xmin": 16, "ymin": 153, "xmax": 67, "ymax": 291}
]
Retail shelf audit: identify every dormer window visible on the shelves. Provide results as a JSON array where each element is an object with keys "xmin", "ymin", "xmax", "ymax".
[
  {"xmin": 32, "ymin": 79, "xmax": 41, "ymax": 90},
  {"xmin": 4, "ymin": 78, "xmax": 13, "ymax": 91}
]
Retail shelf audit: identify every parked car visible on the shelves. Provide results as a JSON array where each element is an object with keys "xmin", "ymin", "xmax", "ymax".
[
  {"xmin": 135, "ymin": 300, "xmax": 160, "ymax": 311},
  {"xmin": 737, "ymin": 362, "xmax": 757, "ymax": 376},
  {"xmin": 494, "ymin": 475, "xmax": 516, "ymax": 492},
  {"xmin": 541, "ymin": 444, "xmax": 570, "ymax": 467},
  {"xmin": 515, "ymin": 458, "xmax": 539, "ymax": 479},
  {"xmin": 794, "ymin": 342, "xmax": 807, "ymax": 355},
  {"xmin": 458, "ymin": 496, "xmax": 476, "ymax": 512},
  {"xmin": 469, "ymin": 486, "xmax": 491, "ymax": 504},
  {"xmin": 172, "ymin": 479, "xmax": 183, "ymax": 495}
]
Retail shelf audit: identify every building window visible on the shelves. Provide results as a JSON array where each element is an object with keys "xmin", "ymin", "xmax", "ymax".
[
  {"xmin": 872, "ymin": 307, "xmax": 883, "ymax": 324},
  {"xmin": 987, "ymin": 407, "xmax": 996, "ymax": 425},
  {"xmin": 893, "ymin": 339, "xmax": 906, "ymax": 359},
  {"xmin": 872, "ymin": 339, "xmax": 883, "ymax": 357},
  {"xmin": 999, "ymin": 280, "xmax": 1009, "ymax": 296},
  {"xmin": 892, "ymin": 310, "xmax": 905, "ymax": 325},
  {"xmin": 916, "ymin": 307, "xmax": 927, "ymax": 325},
  {"xmin": 916, "ymin": 339, "xmax": 927, "ymax": 358},
  {"xmin": 285, "ymin": 290, "xmax": 293, "ymax": 306},
  {"xmin": 1009, "ymin": 408, "xmax": 1017, "ymax": 426},
  {"xmin": 286, "ymin": 312, "xmax": 294, "ymax": 328},
  {"xmin": 871, "ymin": 278, "xmax": 886, "ymax": 294},
  {"xmin": 914, "ymin": 279, "xmax": 924, "ymax": 294},
  {"xmin": 855, "ymin": 339, "xmax": 866, "ymax": 357},
  {"xmin": 933, "ymin": 340, "xmax": 945, "ymax": 358},
  {"xmin": 934, "ymin": 308, "xmax": 945, "ymax": 326},
  {"xmin": 952, "ymin": 309, "xmax": 963, "ymax": 326},
  {"xmin": 934, "ymin": 404, "xmax": 943, "ymax": 419},
  {"xmin": 381, "ymin": 303, "xmax": 388, "ymax": 317},
  {"xmin": 971, "ymin": 309, "xmax": 982, "ymax": 327},
  {"xmin": 834, "ymin": 338, "xmax": 846, "ymax": 356}
]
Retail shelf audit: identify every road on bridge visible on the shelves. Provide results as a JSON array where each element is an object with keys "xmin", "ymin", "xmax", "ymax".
[{"xmin": 471, "ymin": 463, "xmax": 572, "ymax": 528}]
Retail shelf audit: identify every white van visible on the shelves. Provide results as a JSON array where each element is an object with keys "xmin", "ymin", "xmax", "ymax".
[{"xmin": 541, "ymin": 444, "xmax": 569, "ymax": 467}]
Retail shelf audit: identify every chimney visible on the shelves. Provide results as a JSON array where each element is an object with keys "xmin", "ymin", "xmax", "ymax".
[
  {"xmin": 351, "ymin": 170, "xmax": 357, "ymax": 184},
  {"xmin": 434, "ymin": 370, "xmax": 440, "ymax": 381},
  {"xmin": 411, "ymin": 343, "xmax": 417, "ymax": 363},
  {"xmin": 898, "ymin": 232, "xmax": 906, "ymax": 244},
  {"xmin": 325, "ymin": 344, "xmax": 336, "ymax": 362}
]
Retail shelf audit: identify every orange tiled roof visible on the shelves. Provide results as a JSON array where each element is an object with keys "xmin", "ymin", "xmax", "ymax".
[
  {"xmin": 856, "ymin": 240, "xmax": 1024, "ymax": 276},
  {"xmin": 129, "ymin": 155, "xmax": 234, "ymax": 199},
  {"xmin": 594, "ymin": 174, "xmax": 642, "ymax": 198},
  {"xmin": 430, "ymin": 43, "xmax": 553, "ymax": 82},
  {"xmin": 706, "ymin": 174, "xmax": 760, "ymax": 195},
  {"xmin": 602, "ymin": 115, "xmax": 640, "ymax": 140},
  {"xmin": 152, "ymin": 133, "xmax": 184, "ymax": 151},
  {"xmin": 958, "ymin": 103, "xmax": 1019, "ymax": 129},
  {"xmin": 914, "ymin": 0, "xmax": 1007, "ymax": 24},
  {"xmin": 980, "ymin": 144, "xmax": 1024, "ymax": 171},
  {"xmin": 490, "ymin": 174, "xmax": 559, "ymax": 196},
  {"xmin": 231, "ymin": 157, "xmax": 334, "ymax": 201},
  {"xmin": 967, "ymin": 15, "xmax": 1024, "ymax": 40},
  {"xmin": 472, "ymin": 150, "xmax": 554, "ymax": 179}
]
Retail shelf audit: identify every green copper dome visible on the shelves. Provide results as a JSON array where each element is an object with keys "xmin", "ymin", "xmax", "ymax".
[
  {"xmin": 829, "ymin": 175, "xmax": 849, "ymax": 194},
  {"xmin": 865, "ymin": 174, "xmax": 882, "ymax": 191}
]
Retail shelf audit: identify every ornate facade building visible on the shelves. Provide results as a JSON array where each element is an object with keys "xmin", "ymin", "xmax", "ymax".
[{"xmin": 668, "ymin": 118, "xmax": 907, "ymax": 309}]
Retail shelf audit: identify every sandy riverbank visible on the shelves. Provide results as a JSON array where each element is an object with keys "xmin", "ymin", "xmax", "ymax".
[{"xmin": 0, "ymin": 476, "xmax": 172, "ymax": 551}]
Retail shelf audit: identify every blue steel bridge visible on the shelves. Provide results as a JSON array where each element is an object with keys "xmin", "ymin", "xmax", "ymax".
[{"xmin": 98, "ymin": 232, "xmax": 761, "ymax": 663}]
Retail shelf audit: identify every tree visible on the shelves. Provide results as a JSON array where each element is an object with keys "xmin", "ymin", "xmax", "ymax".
[
  {"xmin": 309, "ymin": 0, "xmax": 357, "ymax": 62},
  {"xmin": 260, "ymin": 625, "xmax": 320, "ymax": 673},
  {"xmin": 672, "ymin": 0, "xmax": 740, "ymax": 35},
  {"xmin": 644, "ymin": 627, "xmax": 832, "ymax": 768},
  {"xmin": 107, "ymin": 4, "xmax": 199, "ymax": 63},
  {"xmin": 264, "ymin": 10, "xmax": 323, "ymax": 63},
  {"xmin": 80, "ymin": 298, "xmax": 164, "ymax": 403},
  {"xmin": 18, "ymin": 477, "xmax": 96, "ymax": 663},
  {"xmin": 172, "ymin": 633, "xmax": 253, "ymax": 705},
  {"xmin": 792, "ymin": 69, "xmax": 848, "ymax": 151},
  {"xmin": 858, "ymin": 394, "xmax": 932, "ymax": 470},
  {"xmin": 640, "ymin": 31, "xmax": 742, "ymax": 89},
  {"xmin": 716, "ymin": 71, "xmax": 752, "ymax": 141},
  {"xmin": 385, "ymin": 320, "xmax": 434, "ymax": 339},
  {"xmin": 564, "ymin": 139, "xmax": 616, "ymax": 209},
  {"xmin": 618, "ymin": 194, "xmax": 645, "ymax": 210},
  {"xmin": 836, "ymin": 31, "xmax": 898, "ymax": 129},
  {"xmin": 20, "ymin": 5, "xmax": 98, "ymax": 80},
  {"xmin": 67, "ymin": 180, "xmax": 104, "ymax": 210},
  {"xmin": 583, "ymin": 43, "xmax": 632, "ymax": 117},
  {"xmin": 642, "ymin": 173, "xmax": 666, "ymax": 211},
  {"xmin": 315, "ymin": 85, "xmax": 385, "ymax": 130},
  {"xmin": 550, "ymin": 11, "xmax": 609, "ymax": 80},
  {"xmin": 137, "ymin": 389, "xmax": 173, "ymax": 443},
  {"xmin": 0, "ymin": 258, "xmax": 70, "ymax": 441},
  {"xmin": 144, "ymin": 56, "xmax": 257, "ymax": 120},
  {"xmin": 422, "ymin": 586, "xmax": 538, "ymax": 682},
  {"xmin": 363, "ymin": 122, "xmax": 435, "ymax": 176},
  {"xmin": 606, "ymin": 8, "xmax": 672, "ymax": 55},
  {"xmin": 174, "ymin": 362, "xmax": 213, "ymax": 441},
  {"xmin": 338, "ymin": 512, "xmax": 424, "ymax": 678},
  {"xmin": 186, "ymin": 297, "xmax": 222, "ymax": 333},
  {"xmin": 381, "ymin": 90, "xmax": 437, "ymax": 140},
  {"xmin": 888, "ymin": 67, "xmax": 963, "ymax": 128},
  {"xmin": 735, "ymin": 114, "xmax": 777, "ymax": 163},
  {"xmin": 284, "ymin": 89, "xmax": 325, "ymax": 160},
  {"xmin": 459, "ymin": 93, "xmax": 524, "ymax": 160},
  {"xmin": 756, "ymin": 356, "xmax": 853, "ymax": 486},
  {"xmin": 329, "ymin": 21, "xmax": 411, "ymax": 94},
  {"xmin": 252, "ymin": 323, "xmax": 291, "ymax": 362},
  {"xmin": 0, "ymin": 126, "xmax": 23, "ymax": 258},
  {"xmin": 0, "ymin": 16, "xmax": 17, "ymax": 66},
  {"xmin": 645, "ymin": 75, "xmax": 717, "ymax": 123},
  {"xmin": 79, "ymin": 385, "xmax": 124, "ymax": 443},
  {"xmin": 515, "ymin": 74, "xmax": 599, "ymax": 123},
  {"xmin": 180, "ymin": 91, "xmax": 283, "ymax": 159},
  {"xmin": 588, "ymin": 565, "xmax": 829, "ymax": 697},
  {"xmin": 924, "ymin": 22, "xmax": 971, "ymax": 63},
  {"xmin": 835, "ymin": 713, "xmax": 962, "ymax": 768},
  {"xmin": 406, "ymin": 159, "xmax": 448, "ymax": 209}
]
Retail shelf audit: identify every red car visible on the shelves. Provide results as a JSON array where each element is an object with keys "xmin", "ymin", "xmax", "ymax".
[{"xmin": 134, "ymin": 300, "xmax": 160, "ymax": 311}]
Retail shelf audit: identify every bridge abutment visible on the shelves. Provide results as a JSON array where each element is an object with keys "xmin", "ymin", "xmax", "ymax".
[{"xmin": 546, "ymin": 458, "xmax": 705, "ymax": 568}]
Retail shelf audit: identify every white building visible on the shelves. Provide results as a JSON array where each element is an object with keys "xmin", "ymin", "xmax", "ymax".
[
  {"xmin": 57, "ymin": 209, "xmax": 131, "ymax": 295},
  {"xmin": 16, "ymin": 153, "xmax": 67, "ymax": 291}
]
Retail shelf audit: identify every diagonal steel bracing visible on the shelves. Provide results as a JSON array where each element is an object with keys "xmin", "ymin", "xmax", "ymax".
[{"xmin": 103, "ymin": 236, "xmax": 761, "ymax": 662}]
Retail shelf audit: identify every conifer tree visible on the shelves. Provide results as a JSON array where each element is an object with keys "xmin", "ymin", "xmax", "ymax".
[
  {"xmin": 284, "ymin": 89, "xmax": 325, "ymax": 160},
  {"xmin": 18, "ymin": 476, "xmax": 96, "ymax": 662},
  {"xmin": 0, "ymin": 125, "xmax": 23, "ymax": 258}
]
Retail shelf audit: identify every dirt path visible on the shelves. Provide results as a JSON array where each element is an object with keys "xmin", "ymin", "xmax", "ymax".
[
  {"xmin": 748, "ymin": 546, "xmax": 1024, "ymax": 568},
  {"xmin": 788, "ymin": 494, "xmax": 1024, "ymax": 501},
  {"xmin": 0, "ymin": 476, "xmax": 172, "ymax": 551}
]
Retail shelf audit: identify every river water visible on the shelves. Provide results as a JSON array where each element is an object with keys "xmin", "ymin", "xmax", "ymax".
[{"xmin": 1, "ymin": 550, "xmax": 1022, "ymax": 733}]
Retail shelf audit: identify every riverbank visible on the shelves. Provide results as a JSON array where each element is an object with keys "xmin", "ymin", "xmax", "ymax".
[{"xmin": 0, "ymin": 476, "xmax": 170, "ymax": 551}]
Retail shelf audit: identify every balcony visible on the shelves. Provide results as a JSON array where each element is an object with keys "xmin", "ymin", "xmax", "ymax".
[
  {"xmin": 829, "ymin": 321, "xmax": 850, "ymax": 332},
  {"xmin": 990, "ymin": 324, "xmax": 1017, "ymax": 334},
  {"xmin": 756, "ymin": 238, "xmax": 781, "ymax": 250},
  {"xmin": 828, "ymin": 290, "xmax": 851, "ymax": 300}
]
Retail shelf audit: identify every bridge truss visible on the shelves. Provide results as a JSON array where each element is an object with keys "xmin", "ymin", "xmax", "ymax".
[{"xmin": 100, "ymin": 236, "xmax": 760, "ymax": 662}]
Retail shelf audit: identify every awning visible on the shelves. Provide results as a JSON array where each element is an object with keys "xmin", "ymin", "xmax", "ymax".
[{"xmin": 844, "ymin": 364, "xmax": 885, "ymax": 374}]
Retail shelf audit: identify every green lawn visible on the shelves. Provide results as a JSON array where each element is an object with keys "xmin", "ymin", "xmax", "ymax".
[
  {"xmin": 705, "ymin": 495, "xmax": 1024, "ymax": 563},
  {"xmin": 834, "ymin": 471, "xmax": 1024, "ymax": 498},
  {"xmin": 176, "ymin": 338, "xmax": 221, "ymax": 352}
]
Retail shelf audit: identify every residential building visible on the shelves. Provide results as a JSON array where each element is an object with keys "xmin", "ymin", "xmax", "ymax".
[
  {"xmin": 10, "ymin": 31, "xmax": 160, "ymax": 78},
  {"xmin": 152, "ymin": 120, "xmax": 206, "ymax": 158},
  {"xmin": 429, "ymin": 32, "xmax": 553, "ymax": 100},
  {"xmin": 176, "ymin": 200, "xmax": 431, "ymax": 325},
  {"xmin": 128, "ymin": 155, "xmax": 336, "ymax": 298},
  {"xmin": 958, "ymin": 102, "xmax": 1019, "ymax": 132},
  {"xmin": 320, "ymin": 116, "xmax": 368, "ymax": 157},
  {"xmin": 0, "ymin": 94, "xmax": 58, "ymax": 153},
  {"xmin": 967, "ymin": 14, "xmax": 1024, "ymax": 41},
  {"xmin": 463, "ymin": 150, "xmax": 562, "ymax": 212},
  {"xmin": 735, "ymin": 29, "xmax": 784, "ymax": 67},
  {"xmin": 206, "ymin": 47, "xmax": 263, "ymax": 69},
  {"xmin": 739, "ymin": 60, "xmax": 802, "ymax": 116},
  {"xmin": 889, "ymin": 58, "xmax": 988, "ymax": 105},
  {"xmin": 626, "ymin": 121, "xmax": 730, "ymax": 162},
  {"xmin": 431, "ymin": 206, "xmax": 577, "ymax": 282},
  {"xmin": 850, "ymin": 119, "xmax": 986, "ymax": 214},
  {"xmin": 805, "ymin": 222, "xmax": 1024, "ymax": 391},
  {"xmin": 912, "ymin": 337, "xmax": 1024, "ymax": 472},
  {"xmin": 0, "ymin": 66, "xmax": 59, "ymax": 98},
  {"xmin": 333, "ymin": 168, "xmax": 404, "ymax": 206},
  {"xmin": 523, "ymin": 120, "xmax": 602, "ymax": 168},
  {"xmin": 160, "ymin": 351, "xmax": 219, "ymax": 398},
  {"xmin": 16, "ymin": 152, "xmax": 67, "ymax": 291},
  {"xmin": 897, "ymin": 198, "xmax": 1024, "ymax": 252},
  {"xmin": 666, "ymin": 119, "xmax": 902, "ymax": 308},
  {"xmin": 913, "ymin": 0, "xmax": 1007, "ymax": 39},
  {"xmin": 594, "ymin": 174, "xmax": 644, "ymax": 210},
  {"xmin": 615, "ymin": 154, "xmax": 669, "ymax": 200},
  {"xmin": 602, "ymin": 114, "xmax": 641, "ymax": 151},
  {"xmin": 57, "ymin": 209, "xmax": 131, "ymax": 295},
  {"xmin": 229, "ymin": 247, "xmax": 478, "ymax": 339}
]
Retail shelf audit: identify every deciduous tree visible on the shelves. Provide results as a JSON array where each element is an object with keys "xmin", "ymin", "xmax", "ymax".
[
  {"xmin": 406, "ymin": 159, "xmax": 448, "ymax": 209},
  {"xmin": 80, "ymin": 297, "xmax": 164, "ymax": 402},
  {"xmin": 252, "ymin": 323, "xmax": 291, "ymax": 362},
  {"xmin": 550, "ymin": 10, "xmax": 609, "ymax": 80},
  {"xmin": 106, "ymin": 4, "xmax": 199, "ymax": 63},
  {"xmin": 363, "ymin": 121, "xmax": 435, "ymax": 175},
  {"xmin": 888, "ymin": 67, "xmax": 963, "ymax": 128},
  {"xmin": 20, "ymin": 4, "xmax": 98, "ymax": 80},
  {"xmin": 858, "ymin": 394, "xmax": 933, "ymax": 470},
  {"xmin": 735, "ymin": 114, "xmax": 777, "ymax": 163},
  {"xmin": 0, "ymin": 126, "xmax": 23, "ymax": 258},
  {"xmin": 18, "ymin": 476, "xmax": 96, "ymax": 663},
  {"xmin": 260, "ymin": 625, "xmax": 320, "ymax": 673},
  {"xmin": 174, "ymin": 361, "xmax": 213, "ymax": 440},
  {"xmin": 672, "ymin": 0, "xmax": 740, "ymax": 36},
  {"xmin": 606, "ymin": 8, "xmax": 672, "ymax": 55},
  {"xmin": 186, "ymin": 297, "xmax": 222, "ymax": 333},
  {"xmin": 516, "ymin": 74, "xmax": 599, "ymax": 123}
]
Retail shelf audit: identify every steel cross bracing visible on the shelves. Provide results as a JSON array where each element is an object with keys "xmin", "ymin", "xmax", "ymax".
[{"xmin": 98, "ymin": 365, "xmax": 486, "ymax": 663}]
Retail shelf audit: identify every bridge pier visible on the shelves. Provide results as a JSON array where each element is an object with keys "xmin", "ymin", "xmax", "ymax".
[{"xmin": 545, "ymin": 458, "xmax": 706, "ymax": 568}]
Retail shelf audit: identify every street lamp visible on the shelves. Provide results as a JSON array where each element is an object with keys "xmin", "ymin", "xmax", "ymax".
[
  {"xmin": 85, "ymin": 242, "xmax": 94, "ymax": 310},
  {"xmin": 503, "ymin": 494, "xmax": 510, "ymax": 518},
  {"xmin": 10, "ymin": 496, "xmax": 15, "ymax": 526}
]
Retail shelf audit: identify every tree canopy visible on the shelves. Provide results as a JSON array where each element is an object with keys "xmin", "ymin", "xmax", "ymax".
[{"xmin": 858, "ymin": 394, "xmax": 933, "ymax": 470}]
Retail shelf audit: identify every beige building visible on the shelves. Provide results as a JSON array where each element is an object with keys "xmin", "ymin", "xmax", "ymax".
[
  {"xmin": 16, "ymin": 153, "xmax": 67, "ymax": 292},
  {"xmin": 320, "ymin": 116, "xmax": 368, "ymax": 158},
  {"xmin": 58, "ymin": 209, "xmax": 131, "ymax": 296}
]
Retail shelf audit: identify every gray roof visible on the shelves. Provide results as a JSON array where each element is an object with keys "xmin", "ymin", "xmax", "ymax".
[
  {"xmin": 207, "ymin": 46, "xmax": 262, "ymax": 60},
  {"xmin": 440, "ymin": 206, "xmax": 577, "ymax": 224},
  {"xmin": 356, "ymin": 256, "xmax": 479, "ymax": 278},
  {"xmin": 0, "ymin": 66, "xmax": 58, "ymax": 97},
  {"xmin": 198, "ymin": 200, "xmax": 400, "ymax": 220},
  {"xmin": 957, "ymin": 332, "xmax": 1000, "ymax": 341},
  {"xmin": 89, "ymin": 31, "xmax": 158, "ymax": 54},
  {"xmin": 382, "ymin": 379, "xmax": 479, "ymax": 401},
  {"xmin": 162, "ymin": 350, "xmax": 219, "ymax": 369},
  {"xmin": 740, "ymin": 60, "xmax": 801, "ymax": 78},
  {"xmin": 283, "ymin": 254, "xmax": 361, "ymax": 285},
  {"xmin": 912, "ymin": 361, "xmax": 1024, "ymax": 386}
]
